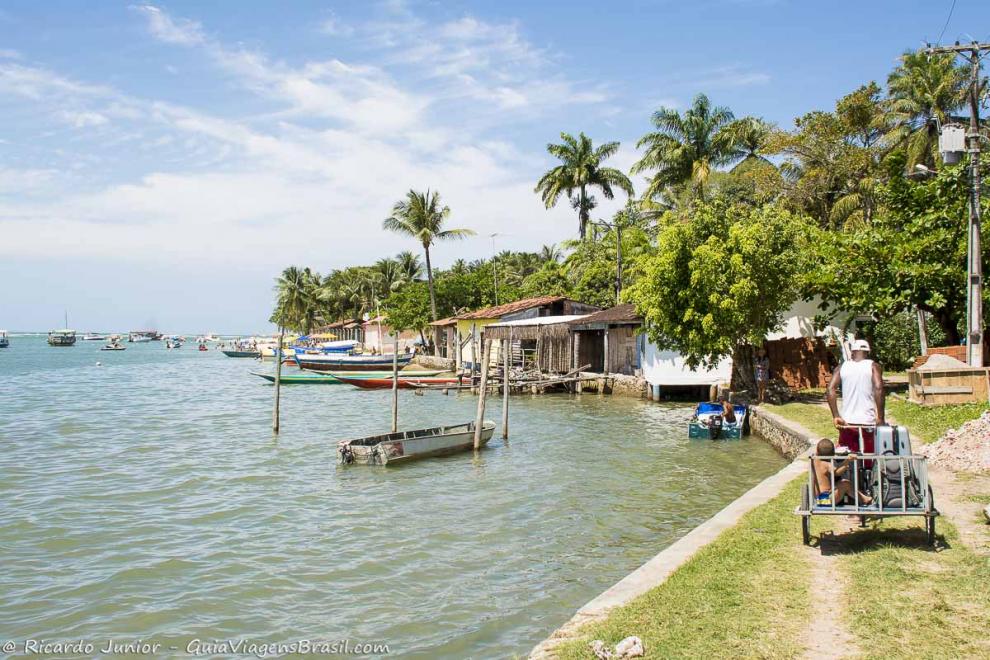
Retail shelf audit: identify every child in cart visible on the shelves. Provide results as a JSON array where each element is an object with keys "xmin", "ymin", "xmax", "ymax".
[{"xmin": 814, "ymin": 438, "xmax": 874, "ymax": 506}]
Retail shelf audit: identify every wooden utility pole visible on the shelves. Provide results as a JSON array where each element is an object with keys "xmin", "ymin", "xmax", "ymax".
[
  {"xmin": 502, "ymin": 335, "xmax": 510, "ymax": 439},
  {"xmin": 926, "ymin": 41, "xmax": 990, "ymax": 367},
  {"xmin": 473, "ymin": 339, "xmax": 492, "ymax": 449},
  {"xmin": 916, "ymin": 307, "xmax": 930, "ymax": 356},
  {"xmin": 391, "ymin": 334, "xmax": 399, "ymax": 432},
  {"xmin": 272, "ymin": 326, "xmax": 285, "ymax": 433}
]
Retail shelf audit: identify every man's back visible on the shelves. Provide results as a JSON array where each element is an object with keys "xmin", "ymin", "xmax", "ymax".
[{"xmin": 839, "ymin": 358, "xmax": 876, "ymax": 425}]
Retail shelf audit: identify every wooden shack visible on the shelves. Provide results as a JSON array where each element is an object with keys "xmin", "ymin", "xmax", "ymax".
[
  {"xmin": 484, "ymin": 315, "xmax": 590, "ymax": 374},
  {"xmin": 908, "ymin": 365, "xmax": 990, "ymax": 405},
  {"xmin": 428, "ymin": 316, "xmax": 457, "ymax": 358},
  {"xmin": 568, "ymin": 304, "xmax": 642, "ymax": 375}
]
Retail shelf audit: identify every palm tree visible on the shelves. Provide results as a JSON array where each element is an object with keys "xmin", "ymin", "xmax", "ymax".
[
  {"xmin": 535, "ymin": 132, "xmax": 634, "ymax": 240},
  {"xmin": 539, "ymin": 244, "xmax": 563, "ymax": 264},
  {"xmin": 383, "ymin": 189, "xmax": 475, "ymax": 321},
  {"xmin": 726, "ymin": 117, "xmax": 774, "ymax": 170},
  {"xmin": 395, "ymin": 250, "xmax": 424, "ymax": 282},
  {"xmin": 274, "ymin": 266, "xmax": 320, "ymax": 333},
  {"xmin": 885, "ymin": 50, "xmax": 968, "ymax": 168},
  {"xmin": 632, "ymin": 93, "xmax": 737, "ymax": 201}
]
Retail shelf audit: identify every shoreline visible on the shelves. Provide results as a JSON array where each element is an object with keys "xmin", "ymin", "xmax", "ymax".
[{"xmin": 529, "ymin": 408, "xmax": 815, "ymax": 658}]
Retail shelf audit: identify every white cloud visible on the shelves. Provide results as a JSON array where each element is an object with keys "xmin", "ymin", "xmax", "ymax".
[{"xmin": 133, "ymin": 4, "xmax": 205, "ymax": 45}]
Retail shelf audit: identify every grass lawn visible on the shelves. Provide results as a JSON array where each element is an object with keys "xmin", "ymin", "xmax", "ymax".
[
  {"xmin": 885, "ymin": 396, "xmax": 989, "ymax": 444},
  {"xmin": 554, "ymin": 479, "xmax": 812, "ymax": 660},
  {"xmin": 838, "ymin": 515, "xmax": 990, "ymax": 659},
  {"xmin": 762, "ymin": 401, "xmax": 836, "ymax": 439}
]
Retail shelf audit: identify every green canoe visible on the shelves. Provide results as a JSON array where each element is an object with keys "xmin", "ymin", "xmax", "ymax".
[{"xmin": 252, "ymin": 372, "xmax": 342, "ymax": 384}]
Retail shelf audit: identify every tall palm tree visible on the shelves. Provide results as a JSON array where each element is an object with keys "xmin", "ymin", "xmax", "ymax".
[
  {"xmin": 535, "ymin": 132, "xmax": 634, "ymax": 240},
  {"xmin": 274, "ymin": 266, "xmax": 320, "ymax": 333},
  {"xmin": 885, "ymin": 50, "xmax": 968, "ymax": 168},
  {"xmin": 632, "ymin": 93, "xmax": 737, "ymax": 201},
  {"xmin": 383, "ymin": 189, "xmax": 475, "ymax": 321},
  {"xmin": 726, "ymin": 117, "xmax": 774, "ymax": 170}
]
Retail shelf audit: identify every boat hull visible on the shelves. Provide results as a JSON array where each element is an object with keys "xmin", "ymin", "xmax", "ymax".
[
  {"xmin": 222, "ymin": 350, "xmax": 260, "ymax": 358},
  {"xmin": 338, "ymin": 421, "xmax": 496, "ymax": 466},
  {"xmin": 336, "ymin": 376, "xmax": 461, "ymax": 389},
  {"xmin": 252, "ymin": 372, "xmax": 342, "ymax": 384},
  {"xmin": 296, "ymin": 354, "xmax": 414, "ymax": 371}
]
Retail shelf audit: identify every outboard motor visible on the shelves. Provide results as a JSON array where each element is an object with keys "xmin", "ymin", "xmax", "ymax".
[{"xmin": 706, "ymin": 414, "xmax": 724, "ymax": 440}]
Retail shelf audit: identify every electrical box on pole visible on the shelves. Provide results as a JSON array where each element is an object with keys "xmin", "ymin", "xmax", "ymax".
[{"xmin": 939, "ymin": 124, "xmax": 966, "ymax": 164}]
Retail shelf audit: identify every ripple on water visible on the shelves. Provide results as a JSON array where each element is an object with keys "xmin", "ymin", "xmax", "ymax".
[{"xmin": 0, "ymin": 337, "xmax": 788, "ymax": 657}]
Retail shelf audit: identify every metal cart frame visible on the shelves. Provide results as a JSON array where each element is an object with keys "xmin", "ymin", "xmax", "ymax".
[{"xmin": 794, "ymin": 426, "xmax": 939, "ymax": 547}]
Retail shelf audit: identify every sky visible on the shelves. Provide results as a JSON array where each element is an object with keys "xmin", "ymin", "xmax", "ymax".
[{"xmin": 1, "ymin": 0, "xmax": 988, "ymax": 333}]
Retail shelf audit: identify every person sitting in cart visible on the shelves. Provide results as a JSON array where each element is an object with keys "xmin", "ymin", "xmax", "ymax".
[
  {"xmin": 826, "ymin": 338, "xmax": 885, "ymax": 455},
  {"xmin": 814, "ymin": 438, "xmax": 873, "ymax": 506}
]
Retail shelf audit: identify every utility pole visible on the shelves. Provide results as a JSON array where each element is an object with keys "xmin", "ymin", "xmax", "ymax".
[
  {"xmin": 926, "ymin": 41, "xmax": 990, "ymax": 367},
  {"xmin": 490, "ymin": 233, "xmax": 499, "ymax": 306}
]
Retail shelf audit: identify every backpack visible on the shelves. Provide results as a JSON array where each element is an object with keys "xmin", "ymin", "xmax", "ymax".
[{"xmin": 880, "ymin": 453, "xmax": 922, "ymax": 509}]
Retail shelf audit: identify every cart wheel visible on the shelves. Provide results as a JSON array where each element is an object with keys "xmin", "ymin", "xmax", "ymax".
[{"xmin": 927, "ymin": 515, "xmax": 936, "ymax": 548}]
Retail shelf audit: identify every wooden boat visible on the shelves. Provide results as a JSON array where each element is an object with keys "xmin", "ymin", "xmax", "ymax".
[
  {"xmin": 335, "ymin": 375, "xmax": 462, "ymax": 389},
  {"xmin": 688, "ymin": 402, "xmax": 748, "ymax": 440},
  {"xmin": 337, "ymin": 421, "xmax": 496, "ymax": 465},
  {"xmin": 222, "ymin": 350, "xmax": 260, "ymax": 358},
  {"xmin": 48, "ymin": 329, "xmax": 76, "ymax": 346},
  {"xmin": 324, "ymin": 369, "xmax": 443, "ymax": 378},
  {"xmin": 252, "ymin": 372, "xmax": 343, "ymax": 384},
  {"xmin": 296, "ymin": 352, "xmax": 414, "ymax": 371}
]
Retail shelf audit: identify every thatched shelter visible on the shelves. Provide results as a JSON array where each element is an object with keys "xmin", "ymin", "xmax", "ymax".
[{"xmin": 484, "ymin": 315, "xmax": 589, "ymax": 373}]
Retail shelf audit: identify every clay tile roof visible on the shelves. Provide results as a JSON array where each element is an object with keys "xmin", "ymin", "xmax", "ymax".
[
  {"xmin": 458, "ymin": 295, "xmax": 567, "ymax": 320},
  {"xmin": 569, "ymin": 304, "xmax": 641, "ymax": 326},
  {"xmin": 428, "ymin": 316, "xmax": 458, "ymax": 326}
]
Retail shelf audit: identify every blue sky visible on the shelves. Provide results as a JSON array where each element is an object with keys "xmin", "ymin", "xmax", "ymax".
[{"xmin": 1, "ymin": 0, "xmax": 987, "ymax": 332}]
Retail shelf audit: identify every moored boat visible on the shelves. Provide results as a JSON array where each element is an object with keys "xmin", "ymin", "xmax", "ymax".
[
  {"xmin": 81, "ymin": 332, "xmax": 107, "ymax": 341},
  {"xmin": 335, "ymin": 375, "xmax": 462, "ymax": 389},
  {"xmin": 47, "ymin": 329, "xmax": 77, "ymax": 346},
  {"xmin": 222, "ymin": 349, "xmax": 260, "ymax": 358},
  {"xmin": 296, "ymin": 352, "xmax": 414, "ymax": 371},
  {"xmin": 0, "ymin": 330, "xmax": 8, "ymax": 348},
  {"xmin": 101, "ymin": 335, "xmax": 125, "ymax": 351},
  {"xmin": 337, "ymin": 421, "xmax": 496, "ymax": 466},
  {"xmin": 252, "ymin": 372, "xmax": 343, "ymax": 384},
  {"xmin": 688, "ymin": 402, "xmax": 748, "ymax": 440}
]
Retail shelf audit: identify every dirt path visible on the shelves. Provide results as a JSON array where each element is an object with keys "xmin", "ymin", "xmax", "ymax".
[
  {"xmin": 800, "ymin": 519, "xmax": 860, "ymax": 660},
  {"xmin": 928, "ymin": 467, "xmax": 990, "ymax": 555}
]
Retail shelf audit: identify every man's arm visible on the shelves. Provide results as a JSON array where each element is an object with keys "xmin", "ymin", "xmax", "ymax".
[
  {"xmin": 827, "ymin": 366, "xmax": 844, "ymax": 428},
  {"xmin": 872, "ymin": 361, "xmax": 885, "ymax": 425}
]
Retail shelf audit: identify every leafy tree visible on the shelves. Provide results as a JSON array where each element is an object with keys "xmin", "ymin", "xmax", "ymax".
[
  {"xmin": 395, "ymin": 250, "xmax": 424, "ymax": 282},
  {"xmin": 535, "ymin": 132, "xmax": 634, "ymax": 239},
  {"xmin": 632, "ymin": 93, "xmax": 737, "ymax": 202},
  {"xmin": 807, "ymin": 156, "xmax": 990, "ymax": 345},
  {"xmin": 384, "ymin": 281, "xmax": 432, "ymax": 335},
  {"xmin": 383, "ymin": 189, "xmax": 475, "ymax": 321},
  {"xmin": 520, "ymin": 263, "xmax": 572, "ymax": 298},
  {"xmin": 539, "ymin": 243, "xmax": 563, "ymax": 264},
  {"xmin": 273, "ymin": 266, "xmax": 321, "ymax": 332},
  {"xmin": 626, "ymin": 201, "xmax": 810, "ymax": 370}
]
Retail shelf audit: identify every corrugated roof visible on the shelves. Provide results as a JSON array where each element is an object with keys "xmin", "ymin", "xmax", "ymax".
[
  {"xmin": 458, "ymin": 295, "xmax": 567, "ymax": 320},
  {"xmin": 428, "ymin": 316, "xmax": 458, "ymax": 326},
  {"xmin": 569, "ymin": 304, "xmax": 641, "ymax": 326}
]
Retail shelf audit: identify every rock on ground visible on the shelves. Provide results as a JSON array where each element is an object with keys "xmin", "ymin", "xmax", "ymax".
[{"xmin": 919, "ymin": 412, "xmax": 990, "ymax": 473}]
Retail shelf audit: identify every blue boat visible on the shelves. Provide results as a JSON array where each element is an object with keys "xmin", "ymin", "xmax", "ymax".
[{"xmin": 688, "ymin": 402, "xmax": 748, "ymax": 440}]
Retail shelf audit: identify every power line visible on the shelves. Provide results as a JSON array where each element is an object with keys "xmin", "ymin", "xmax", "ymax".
[{"xmin": 937, "ymin": 0, "xmax": 957, "ymax": 45}]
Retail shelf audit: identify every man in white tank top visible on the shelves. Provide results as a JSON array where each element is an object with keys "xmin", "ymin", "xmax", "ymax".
[{"xmin": 826, "ymin": 339, "xmax": 885, "ymax": 454}]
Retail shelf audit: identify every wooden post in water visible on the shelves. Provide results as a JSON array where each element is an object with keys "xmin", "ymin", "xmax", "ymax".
[
  {"xmin": 473, "ymin": 338, "xmax": 493, "ymax": 449},
  {"xmin": 272, "ymin": 326, "xmax": 285, "ymax": 433},
  {"xmin": 391, "ymin": 334, "xmax": 399, "ymax": 433},
  {"xmin": 502, "ymin": 336, "xmax": 509, "ymax": 439}
]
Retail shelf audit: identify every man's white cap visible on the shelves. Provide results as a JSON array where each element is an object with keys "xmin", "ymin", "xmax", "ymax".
[{"xmin": 851, "ymin": 339, "xmax": 871, "ymax": 352}]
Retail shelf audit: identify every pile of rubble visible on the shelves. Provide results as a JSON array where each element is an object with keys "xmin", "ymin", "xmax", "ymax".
[{"xmin": 919, "ymin": 411, "xmax": 990, "ymax": 473}]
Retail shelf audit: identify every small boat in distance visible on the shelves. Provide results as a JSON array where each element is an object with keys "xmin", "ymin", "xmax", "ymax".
[
  {"xmin": 222, "ymin": 349, "xmax": 260, "ymax": 358},
  {"xmin": 129, "ymin": 331, "xmax": 156, "ymax": 343},
  {"xmin": 252, "ymin": 372, "xmax": 343, "ymax": 384},
  {"xmin": 338, "ymin": 421, "xmax": 496, "ymax": 466},
  {"xmin": 0, "ymin": 330, "xmax": 8, "ymax": 348},
  {"xmin": 48, "ymin": 329, "xmax": 77, "ymax": 346},
  {"xmin": 81, "ymin": 332, "xmax": 107, "ymax": 341},
  {"xmin": 101, "ymin": 335, "xmax": 126, "ymax": 351}
]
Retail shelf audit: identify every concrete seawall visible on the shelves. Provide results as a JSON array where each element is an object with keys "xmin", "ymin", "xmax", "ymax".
[{"xmin": 529, "ymin": 408, "xmax": 814, "ymax": 658}]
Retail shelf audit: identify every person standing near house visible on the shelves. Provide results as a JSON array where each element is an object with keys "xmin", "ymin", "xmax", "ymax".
[
  {"xmin": 754, "ymin": 347, "xmax": 770, "ymax": 403},
  {"xmin": 827, "ymin": 339, "xmax": 885, "ymax": 454}
]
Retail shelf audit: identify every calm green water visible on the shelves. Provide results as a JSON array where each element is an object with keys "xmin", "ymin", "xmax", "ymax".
[{"xmin": 0, "ymin": 335, "xmax": 787, "ymax": 658}]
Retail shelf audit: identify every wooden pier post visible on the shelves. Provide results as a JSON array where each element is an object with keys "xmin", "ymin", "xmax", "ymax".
[
  {"xmin": 502, "ymin": 336, "xmax": 509, "ymax": 439},
  {"xmin": 391, "ymin": 335, "xmax": 399, "ymax": 433},
  {"xmin": 272, "ymin": 326, "xmax": 284, "ymax": 433},
  {"xmin": 474, "ymin": 338, "xmax": 492, "ymax": 449}
]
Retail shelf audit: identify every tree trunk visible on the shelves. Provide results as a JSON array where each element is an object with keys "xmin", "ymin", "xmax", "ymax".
[
  {"xmin": 730, "ymin": 343, "xmax": 757, "ymax": 398},
  {"xmin": 424, "ymin": 244, "xmax": 438, "ymax": 322},
  {"xmin": 931, "ymin": 308, "xmax": 961, "ymax": 346},
  {"xmin": 579, "ymin": 186, "xmax": 588, "ymax": 240}
]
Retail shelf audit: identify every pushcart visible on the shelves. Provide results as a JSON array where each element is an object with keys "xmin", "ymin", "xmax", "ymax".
[{"xmin": 794, "ymin": 425, "xmax": 939, "ymax": 547}]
